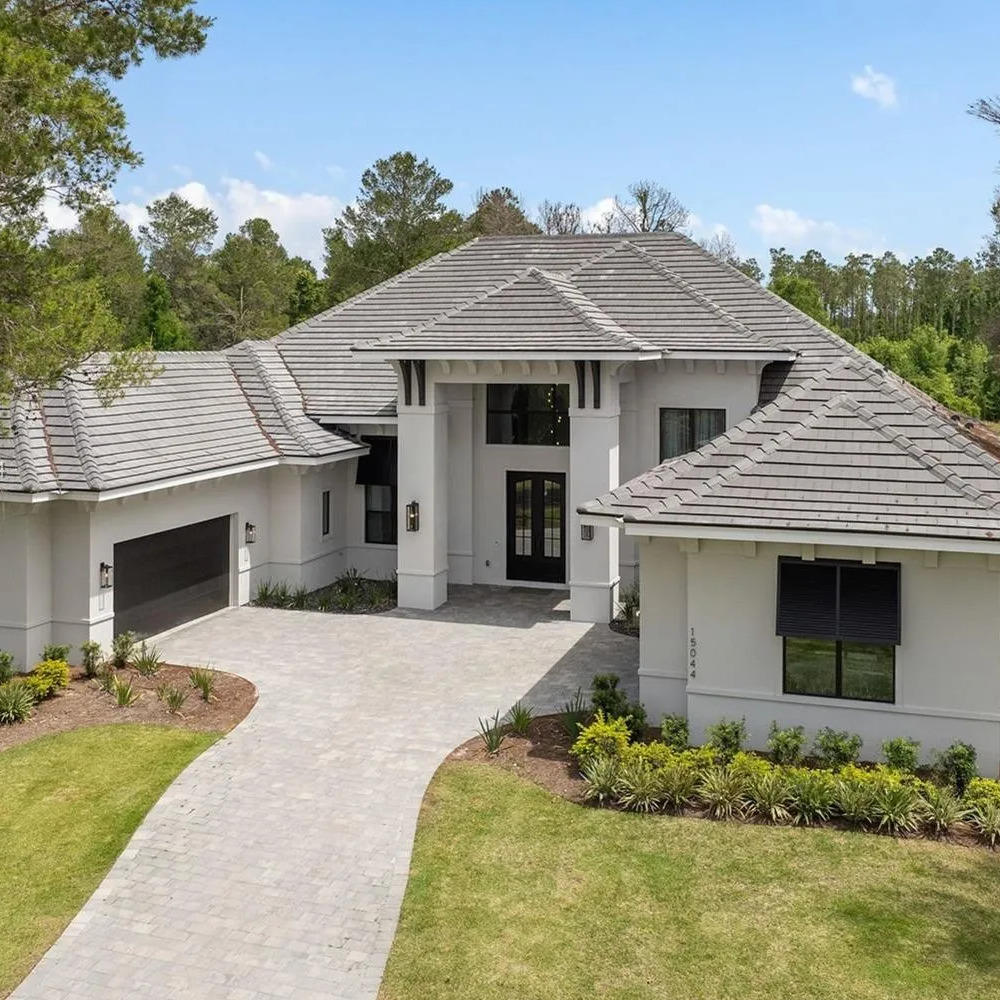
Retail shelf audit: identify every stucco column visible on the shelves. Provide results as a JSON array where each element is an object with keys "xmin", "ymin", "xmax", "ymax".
[
  {"xmin": 617, "ymin": 377, "xmax": 639, "ymax": 588},
  {"xmin": 569, "ymin": 368, "xmax": 619, "ymax": 623},
  {"xmin": 396, "ymin": 380, "xmax": 449, "ymax": 610},
  {"xmin": 446, "ymin": 387, "xmax": 474, "ymax": 585}
]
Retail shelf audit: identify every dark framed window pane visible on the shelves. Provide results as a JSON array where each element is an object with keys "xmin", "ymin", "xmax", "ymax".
[
  {"xmin": 783, "ymin": 637, "xmax": 837, "ymax": 697},
  {"xmin": 841, "ymin": 643, "xmax": 894, "ymax": 703},
  {"xmin": 487, "ymin": 383, "xmax": 569, "ymax": 447},
  {"xmin": 321, "ymin": 489, "xmax": 330, "ymax": 536},
  {"xmin": 365, "ymin": 485, "xmax": 397, "ymax": 545},
  {"xmin": 776, "ymin": 561, "xmax": 838, "ymax": 639},
  {"xmin": 839, "ymin": 566, "xmax": 900, "ymax": 644},
  {"xmin": 659, "ymin": 407, "xmax": 726, "ymax": 460}
]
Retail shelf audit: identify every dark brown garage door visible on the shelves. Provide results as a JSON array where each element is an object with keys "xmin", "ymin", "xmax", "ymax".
[{"xmin": 113, "ymin": 515, "xmax": 231, "ymax": 638}]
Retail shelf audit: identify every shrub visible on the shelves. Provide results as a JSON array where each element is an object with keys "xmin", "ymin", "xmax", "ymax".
[
  {"xmin": 622, "ymin": 741, "xmax": 677, "ymax": 770},
  {"xmin": 111, "ymin": 675, "xmax": 141, "ymax": 708},
  {"xmin": 881, "ymin": 736, "xmax": 920, "ymax": 773},
  {"xmin": 660, "ymin": 713, "xmax": 689, "ymax": 751},
  {"xmin": 729, "ymin": 750, "xmax": 771, "ymax": 784},
  {"xmin": 969, "ymin": 800, "xmax": 1000, "ymax": 848},
  {"xmin": 787, "ymin": 768, "xmax": 836, "ymax": 826},
  {"xmin": 477, "ymin": 710, "xmax": 505, "ymax": 755},
  {"xmin": 704, "ymin": 717, "xmax": 747, "ymax": 763},
  {"xmin": 188, "ymin": 666, "xmax": 216, "ymax": 702},
  {"xmin": 934, "ymin": 742, "xmax": 978, "ymax": 795},
  {"xmin": 0, "ymin": 679, "xmax": 33, "ymax": 724},
  {"xmin": 873, "ymin": 782, "xmax": 924, "ymax": 835},
  {"xmin": 505, "ymin": 699, "xmax": 533, "ymax": 736},
  {"xmin": 616, "ymin": 756, "xmax": 663, "ymax": 813},
  {"xmin": 111, "ymin": 631, "xmax": 135, "ymax": 670},
  {"xmin": 580, "ymin": 753, "xmax": 620, "ymax": 806},
  {"xmin": 698, "ymin": 766, "xmax": 747, "ymax": 821},
  {"xmin": 922, "ymin": 785, "xmax": 967, "ymax": 837},
  {"xmin": 95, "ymin": 664, "xmax": 117, "ymax": 694},
  {"xmin": 41, "ymin": 643, "xmax": 71, "ymax": 662},
  {"xmin": 677, "ymin": 745, "xmax": 718, "ymax": 774},
  {"xmin": 26, "ymin": 659, "xmax": 71, "ymax": 700},
  {"xmin": 964, "ymin": 777, "xmax": 1000, "ymax": 813},
  {"xmin": 290, "ymin": 585, "xmax": 311, "ymax": 610},
  {"xmin": 571, "ymin": 712, "xmax": 630, "ymax": 765},
  {"xmin": 746, "ymin": 768, "xmax": 792, "ymax": 824},
  {"xmin": 835, "ymin": 773, "xmax": 878, "ymax": 828},
  {"xmin": 660, "ymin": 759, "xmax": 700, "ymax": 812},
  {"xmin": 156, "ymin": 683, "xmax": 188, "ymax": 715},
  {"xmin": 131, "ymin": 642, "xmax": 163, "ymax": 677},
  {"xmin": 560, "ymin": 688, "xmax": 590, "ymax": 740},
  {"xmin": 812, "ymin": 727, "xmax": 863, "ymax": 769},
  {"xmin": 617, "ymin": 583, "xmax": 640, "ymax": 627},
  {"xmin": 80, "ymin": 641, "xmax": 102, "ymax": 679},
  {"xmin": 0, "ymin": 650, "xmax": 15, "ymax": 684},
  {"xmin": 767, "ymin": 722, "xmax": 805, "ymax": 766},
  {"xmin": 591, "ymin": 673, "xmax": 629, "ymax": 720}
]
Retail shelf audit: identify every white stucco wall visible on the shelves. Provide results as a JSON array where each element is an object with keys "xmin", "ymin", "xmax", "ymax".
[{"xmin": 639, "ymin": 536, "xmax": 1000, "ymax": 775}]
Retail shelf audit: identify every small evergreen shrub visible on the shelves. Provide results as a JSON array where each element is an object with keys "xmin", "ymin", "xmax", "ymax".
[
  {"xmin": 873, "ymin": 782, "xmax": 924, "ymax": 835},
  {"xmin": 964, "ymin": 777, "xmax": 1000, "ymax": 813},
  {"xmin": 787, "ymin": 768, "xmax": 836, "ymax": 826},
  {"xmin": 746, "ymin": 768, "xmax": 792, "ymax": 824},
  {"xmin": 132, "ymin": 642, "xmax": 163, "ymax": 676},
  {"xmin": 560, "ymin": 688, "xmax": 590, "ymax": 740},
  {"xmin": 111, "ymin": 631, "xmax": 136, "ymax": 670},
  {"xmin": 0, "ymin": 650, "xmax": 15, "ymax": 684},
  {"xmin": 969, "ymin": 800, "xmax": 1000, "ymax": 848},
  {"xmin": 111, "ymin": 675, "xmax": 141, "ymax": 707},
  {"xmin": 922, "ymin": 785, "xmax": 967, "ymax": 837},
  {"xmin": 41, "ymin": 643, "xmax": 71, "ymax": 662},
  {"xmin": 26, "ymin": 659, "xmax": 71, "ymax": 700},
  {"xmin": 580, "ymin": 753, "xmax": 620, "ymax": 806},
  {"xmin": 767, "ymin": 722, "xmax": 805, "ymax": 765},
  {"xmin": 881, "ymin": 736, "xmax": 920, "ymax": 773},
  {"xmin": 188, "ymin": 666, "xmax": 216, "ymax": 702},
  {"xmin": 616, "ymin": 756, "xmax": 663, "ymax": 813},
  {"xmin": 505, "ymin": 699, "xmax": 533, "ymax": 736},
  {"xmin": 80, "ymin": 641, "xmax": 102, "ymax": 679},
  {"xmin": 622, "ymin": 741, "xmax": 677, "ymax": 770},
  {"xmin": 704, "ymin": 717, "xmax": 747, "ymax": 763},
  {"xmin": 812, "ymin": 727, "xmax": 863, "ymax": 769},
  {"xmin": 591, "ymin": 673, "xmax": 629, "ymax": 720},
  {"xmin": 660, "ymin": 713, "xmax": 689, "ymax": 751},
  {"xmin": 477, "ymin": 710, "xmax": 505, "ymax": 755},
  {"xmin": 698, "ymin": 766, "xmax": 747, "ymax": 821},
  {"xmin": 570, "ymin": 712, "xmax": 630, "ymax": 765},
  {"xmin": 0, "ymin": 679, "xmax": 33, "ymax": 724},
  {"xmin": 617, "ymin": 584, "xmax": 640, "ymax": 627},
  {"xmin": 835, "ymin": 773, "xmax": 878, "ymax": 828},
  {"xmin": 660, "ymin": 759, "xmax": 700, "ymax": 812},
  {"xmin": 95, "ymin": 664, "xmax": 117, "ymax": 694},
  {"xmin": 934, "ymin": 742, "xmax": 978, "ymax": 795}
]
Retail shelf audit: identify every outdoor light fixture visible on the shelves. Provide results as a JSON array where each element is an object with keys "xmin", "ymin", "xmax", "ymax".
[
  {"xmin": 405, "ymin": 501, "xmax": 420, "ymax": 532},
  {"xmin": 99, "ymin": 561, "xmax": 113, "ymax": 589},
  {"xmin": 245, "ymin": 521, "xmax": 257, "ymax": 545},
  {"xmin": 580, "ymin": 523, "xmax": 595, "ymax": 542}
]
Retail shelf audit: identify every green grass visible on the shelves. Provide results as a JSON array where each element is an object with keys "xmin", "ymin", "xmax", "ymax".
[
  {"xmin": 379, "ymin": 762, "xmax": 1000, "ymax": 1000},
  {"xmin": 0, "ymin": 725, "xmax": 219, "ymax": 996}
]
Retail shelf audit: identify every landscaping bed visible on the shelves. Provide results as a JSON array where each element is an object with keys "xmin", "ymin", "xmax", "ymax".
[{"xmin": 253, "ymin": 569, "xmax": 397, "ymax": 614}]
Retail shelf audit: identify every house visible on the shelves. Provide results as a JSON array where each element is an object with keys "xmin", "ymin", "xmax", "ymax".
[{"xmin": 3, "ymin": 232, "xmax": 1000, "ymax": 771}]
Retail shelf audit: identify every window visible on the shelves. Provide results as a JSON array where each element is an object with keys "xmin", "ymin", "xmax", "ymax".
[
  {"xmin": 365, "ymin": 485, "xmax": 397, "ymax": 544},
  {"xmin": 659, "ymin": 407, "xmax": 726, "ymax": 461},
  {"xmin": 776, "ymin": 558, "xmax": 899, "ymax": 703},
  {"xmin": 487, "ymin": 384, "xmax": 569, "ymax": 446},
  {"xmin": 321, "ymin": 490, "xmax": 330, "ymax": 536}
]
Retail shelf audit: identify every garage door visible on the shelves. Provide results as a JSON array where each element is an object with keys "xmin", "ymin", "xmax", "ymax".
[{"xmin": 113, "ymin": 515, "xmax": 231, "ymax": 638}]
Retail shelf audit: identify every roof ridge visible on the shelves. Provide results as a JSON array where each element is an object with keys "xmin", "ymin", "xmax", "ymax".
[
  {"xmin": 63, "ymin": 380, "xmax": 106, "ymax": 491},
  {"xmin": 10, "ymin": 397, "xmax": 40, "ymax": 492},
  {"xmin": 241, "ymin": 342, "xmax": 319, "ymax": 456}
]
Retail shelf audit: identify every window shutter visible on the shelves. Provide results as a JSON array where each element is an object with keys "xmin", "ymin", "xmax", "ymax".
[
  {"xmin": 776, "ymin": 560, "xmax": 838, "ymax": 639},
  {"xmin": 355, "ymin": 436, "xmax": 397, "ymax": 486},
  {"xmin": 838, "ymin": 565, "xmax": 900, "ymax": 644}
]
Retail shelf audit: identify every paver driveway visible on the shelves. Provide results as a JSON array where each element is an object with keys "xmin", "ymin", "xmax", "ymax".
[{"xmin": 12, "ymin": 586, "xmax": 637, "ymax": 1000}]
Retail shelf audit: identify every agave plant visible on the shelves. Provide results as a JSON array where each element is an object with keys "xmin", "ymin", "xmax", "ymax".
[
  {"xmin": 922, "ymin": 784, "xmax": 967, "ymax": 838},
  {"xmin": 505, "ymin": 699, "xmax": 534, "ymax": 737},
  {"xmin": 874, "ymin": 783, "xmax": 925, "ymax": 835}
]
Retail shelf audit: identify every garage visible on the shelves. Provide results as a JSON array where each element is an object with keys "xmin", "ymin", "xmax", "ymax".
[{"xmin": 113, "ymin": 515, "xmax": 232, "ymax": 638}]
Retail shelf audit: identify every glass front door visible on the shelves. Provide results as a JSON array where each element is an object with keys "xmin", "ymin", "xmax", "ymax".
[{"xmin": 506, "ymin": 471, "xmax": 567, "ymax": 583}]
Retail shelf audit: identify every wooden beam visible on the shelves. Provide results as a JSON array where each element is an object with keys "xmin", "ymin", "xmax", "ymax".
[
  {"xmin": 591, "ymin": 360, "xmax": 602, "ymax": 410},
  {"xmin": 414, "ymin": 359, "xmax": 426, "ymax": 406},
  {"xmin": 399, "ymin": 359, "xmax": 413, "ymax": 407},
  {"xmin": 574, "ymin": 360, "xmax": 587, "ymax": 409}
]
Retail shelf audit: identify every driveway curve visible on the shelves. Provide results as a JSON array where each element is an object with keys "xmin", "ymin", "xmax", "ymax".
[{"xmin": 12, "ymin": 587, "xmax": 637, "ymax": 1000}]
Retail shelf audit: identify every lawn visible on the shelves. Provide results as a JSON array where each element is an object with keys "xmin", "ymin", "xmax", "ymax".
[
  {"xmin": 379, "ymin": 762, "xmax": 1000, "ymax": 1000},
  {"xmin": 0, "ymin": 725, "xmax": 219, "ymax": 997}
]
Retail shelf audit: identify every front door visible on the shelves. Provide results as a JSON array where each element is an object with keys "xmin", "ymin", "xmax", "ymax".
[{"xmin": 506, "ymin": 472, "xmax": 566, "ymax": 584}]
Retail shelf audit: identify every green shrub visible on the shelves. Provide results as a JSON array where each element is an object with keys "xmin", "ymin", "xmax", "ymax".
[
  {"xmin": 616, "ymin": 756, "xmax": 663, "ymax": 813},
  {"xmin": 621, "ymin": 741, "xmax": 678, "ymax": 770},
  {"xmin": 477, "ymin": 710, "xmax": 505, "ymax": 755},
  {"xmin": 156, "ymin": 683, "xmax": 188, "ymax": 715},
  {"xmin": 571, "ymin": 712, "xmax": 630, "ymax": 765},
  {"xmin": 0, "ymin": 650, "xmax": 15, "ymax": 684},
  {"xmin": 111, "ymin": 674, "xmax": 141, "ymax": 707},
  {"xmin": 767, "ymin": 722, "xmax": 805, "ymax": 765},
  {"xmin": 787, "ymin": 768, "xmax": 837, "ymax": 826},
  {"xmin": 131, "ymin": 641, "xmax": 163, "ymax": 676},
  {"xmin": 969, "ymin": 800, "xmax": 1000, "ymax": 848},
  {"xmin": 617, "ymin": 584, "xmax": 640, "ymax": 627},
  {"xmin": 94, "ymin": 663, "xmax": 117, "ymax": 694},
  {"xmin": 41, "ymin": 643, "xmax": 71, "ymax": 662},
  {"xmin": 964, "ymin": 777, "xmax": 1000, "ymax": 813},
  {"xmin": 922, "ymin": 785, "xmax": 967, "ymax": 837},
  {"xmin": 80, "ymin": 641, "xmax": 102, "ymax": 679},
  {"xmin": 746, "ymin": 768, "xmax": 792, "ymax": 824},
  {"xmin": 835, "ymin": 772, "xmax": 878, "ymax": 828},
  {"xmin": 580, "ymin": 753, "xmax": 620, "ymax": 806},
  {"xmin": 290, "ymin": 585, "xmax": 311, "ymax": 610},
  {"xmin": 505, "ymin": 699, "xmax": 533, "ymax": 736},
  {"xmin": 704, "ymin": 717, "xmax": 747, "ymax": 763},
  {"xmin": 0, "ymin": 679, "xmax": 33, "ymax": 724},
  {"xmin": 660, "ymin": 713, "xmax": 689, "ymax": 750},
  {"xmin": 26, "ymin": 659, "xmax": 71, "ymax": 700},
  {"xmin": 812, "ymin": 727, "xmax": 863, "ymax": 769},
  {"xmin": 881, "ymin": 736, "xmax": 920, "ymax": 773},
  {"xmin": 188, "ymin": 666, "xmax": 216, "ymax": 702},
  {"xmin": 698, "ymin": 766, "xmax": 747, "ymax": 821},
  {"xmin": 728, "ymin": 750, "xmax": 771, "ymax": 783},
  {"xmin": 660, "ymin": 759, "xmax": 700, "ymax": 812},
  {"xmin": 934, "ymin": 742, "xmax": 978, "ymax": 795},
  {"xmin": 560, "ymin": 688, "xmax": 590, "ymax": 740},
  {"xmin": 111, "ymin": 631, "xmax": 135, "ymax": 670},
  {"xmin": 591, "ymin": 673, "xmax": 629, "ymax": 720},
  {"xmin": 873, "ymin": 782, "xmax": 924, "ymax": 835}
]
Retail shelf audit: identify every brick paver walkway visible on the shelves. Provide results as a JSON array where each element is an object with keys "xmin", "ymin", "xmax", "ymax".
[{"xmin": 11, "ymin": 586, "xmax": 636, "ymax": 1000}]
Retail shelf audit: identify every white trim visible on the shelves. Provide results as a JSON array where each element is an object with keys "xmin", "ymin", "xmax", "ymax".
[
  {"xmin": 354, "ymin": 348, "xmax": 661, "ymax": 362},
  {"xmin": 317, "ymin": 415, "xmax": 399, "ymax": 425},
  {"xmin": 668, "ymin": 350, "xmax": 797, "ymax": 362}
]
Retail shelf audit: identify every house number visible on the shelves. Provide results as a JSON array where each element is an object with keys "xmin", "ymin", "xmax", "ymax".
[{"xmin": 689, "ymin": 627, "xmax": 697, "ymax": 678}]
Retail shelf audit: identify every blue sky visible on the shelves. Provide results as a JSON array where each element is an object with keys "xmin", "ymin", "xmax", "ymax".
[{"xmin": 102, "ymin": 0, "xmax": 1000, "ymax": 269}]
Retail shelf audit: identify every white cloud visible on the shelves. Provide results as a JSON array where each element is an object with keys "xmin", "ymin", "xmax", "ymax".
[
  {"xmin": 253, "ymin": 150, "xmax": 273, "ymax": 171},
  {"xmin": 39, "ymin": 191, "xmax": 78, "ymax": 232},
  {"xmin": 580, "ymin": 196, "xmax": 615, "ymax": 229},
  {"xmin": 850, "ymin": 65, "xmax": 897, "ymax": 109},
  {"xmin": 750, "ymin": 203, "xmax": 885, "ymax": 255}
]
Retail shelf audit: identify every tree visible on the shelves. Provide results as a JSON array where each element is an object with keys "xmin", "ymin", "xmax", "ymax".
[
  {"xmin": 537, "ymin": 200, "xmax": 583, "ymax": 235},
  {"xmin": 595, "ymin": 180, "xmax": 689, "ymax": 234},
  {"xmin": 287, "ymin": 262, "xmax": 325, "ymax": 325},
  {"xmin": 323, "ymin": 152, "xmax": 466, "ymax": 302},
  {"xmin": 466, "ymin": 187, "xmax": 539, "ymax": 236},
  {"xmin": 0, "ymin": 1, "xmax": 211, "ymax": 404},
  {"xmin": 133, "ymin": 273, "xmax": 193, "ymax": 350},
  {"xmin": 769, "ymin": 274, "xmax": 831, "ymax": 327}
]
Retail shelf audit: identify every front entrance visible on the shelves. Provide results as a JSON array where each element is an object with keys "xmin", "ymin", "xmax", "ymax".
[{"xmin": 506, "ymin": 471, "xmax": 566, "ymax": 584}]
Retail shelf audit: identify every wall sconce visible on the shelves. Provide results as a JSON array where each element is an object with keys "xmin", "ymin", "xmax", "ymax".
[
  {"xmin": 245, "ymin": 521, "xmax": 257, "ymax": 545},
  {"xmin": 99, "ymin": 561, "xmax": 113, "ymax": 589},
  {"xmin": 580, "ymin": 523, "xmax": 595, "ymax": 542},
  {"xmin": 405, "ymin": 501, "xmax": 420, "ymax": 532}
]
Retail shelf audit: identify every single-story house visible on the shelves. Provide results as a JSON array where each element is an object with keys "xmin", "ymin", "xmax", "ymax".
[{"xmin": 3, "ymin": 232, "xmax": 1000, "ymax": 771}]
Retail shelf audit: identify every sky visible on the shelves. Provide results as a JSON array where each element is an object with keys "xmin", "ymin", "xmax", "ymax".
[{"xmin": 83, "ymin": 0, "xmax": 1000, "ymax": 270}]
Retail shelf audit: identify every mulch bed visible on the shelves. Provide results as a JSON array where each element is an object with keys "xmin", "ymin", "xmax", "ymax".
[
  {"xmin": 0, "ymin": 664, "xmax": 257, "ymax": 753},
  {"xmin": 609, "ymin": 618, "xmax": 639, "ymax": 638}
]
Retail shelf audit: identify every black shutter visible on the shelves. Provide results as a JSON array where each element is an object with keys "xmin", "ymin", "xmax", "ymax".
[
  {"xmin": 355, "ymin": 436, "xmax": 397, "ymax": 486},
  {"xmin": 838, "ymin": 565, "xmax": 900, "ymax": 644},
  {"xmin": 776, "ymin": 560, "xmax": 838, "ymax": 639}
]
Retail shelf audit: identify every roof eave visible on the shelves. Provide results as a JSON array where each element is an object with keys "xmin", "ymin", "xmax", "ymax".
[
  {"xmin": 666, "ymin": 349, "xmax": 798, "ymax": 362},
  {"xmin": 351, "ymin": 348, "xmax": 662, "ymax": 361}
]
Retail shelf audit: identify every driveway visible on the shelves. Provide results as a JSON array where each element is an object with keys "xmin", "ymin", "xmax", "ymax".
[{"xmin": 12, "ymin": 587, "xmax": 637, "ymax": 1000}]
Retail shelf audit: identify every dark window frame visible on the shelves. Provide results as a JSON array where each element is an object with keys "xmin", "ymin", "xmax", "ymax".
[
  {"xmin": 486, "ymin": 384, "xmax": 570, "ymax": 447},
  {"xmin": 364, "ymin": 484, "xmax": 397, "ymax": 545},
  {"xmin": 321, "ymin": 489, "xmax": 330, "ymax": 537},
  {"xmin": 782, "ymin": 637, "xmax": 896, "ymax": 704},
  {"xmin": 658, "ymin": 407, "xmax": 727, "ymax": 461}
]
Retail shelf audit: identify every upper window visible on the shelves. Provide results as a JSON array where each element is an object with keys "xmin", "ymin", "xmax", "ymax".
[
  {"xmin": 487, "ymin": 384, "xmax": 569, "ymax": 447},
  {"xmin": 776, "ymin": 558, "xmax": 900, "ymax": 703},
  {"xmin": 321, "ymin": 490, "xmax": 330, "ymax": 536},
  {"xmin": 659, "ymin": 408, "xmax": 726, "ymax": 461},
  {"xmin": 365, "ymin": 485, "xmax": 397, "ymax": 545}
]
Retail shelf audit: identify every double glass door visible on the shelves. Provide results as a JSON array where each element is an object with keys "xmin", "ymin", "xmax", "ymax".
[{"xmin": 506, "ymin": 472, "xmax": 567, "ymax": 584}]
